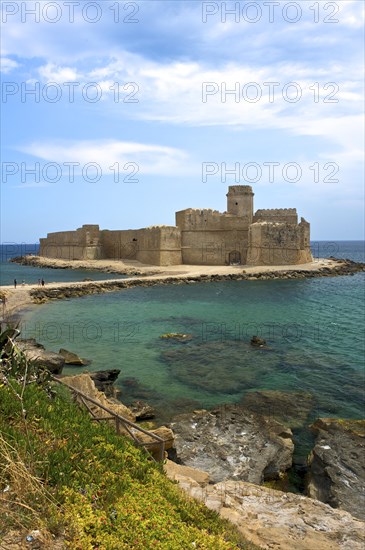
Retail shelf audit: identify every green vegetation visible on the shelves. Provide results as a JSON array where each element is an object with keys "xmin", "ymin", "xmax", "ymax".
[{"xmin": 0, "ymin": 328, "xmax": 256, "ymax": 549}]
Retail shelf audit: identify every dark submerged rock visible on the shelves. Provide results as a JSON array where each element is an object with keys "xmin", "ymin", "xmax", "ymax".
[
  {"xmin": 159, "ymin": 333, "xmax": 193, "ymax": 343},
  {"xmin": 241, "ymin": 390, "xmax": 315, "ymax": 429},
  {"xmin": 161, "ymin": 340, "xmax": 278, "ymax": 395},
  {"xmin": 250, "ymin": 335, "xmax": 267, "ymax": 347}
]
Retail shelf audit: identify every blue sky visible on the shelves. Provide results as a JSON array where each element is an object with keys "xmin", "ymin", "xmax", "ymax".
[{"xmin": 1, "ymin": 0, "xmax": 364, "ymax": 242}]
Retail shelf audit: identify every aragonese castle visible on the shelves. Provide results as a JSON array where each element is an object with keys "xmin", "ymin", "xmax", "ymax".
[{"xmin": 40, "ymin": 186, "xmax": 312, "ymax": 266}]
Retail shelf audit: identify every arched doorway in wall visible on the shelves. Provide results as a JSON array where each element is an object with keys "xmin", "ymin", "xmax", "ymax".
[{"xmin": 228, "ymin": 251, "xmax": 241, "ymax": 265}]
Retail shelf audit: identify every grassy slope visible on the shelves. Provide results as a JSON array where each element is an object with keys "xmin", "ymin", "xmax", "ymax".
[{"xmin": 0, "ymin": 381, "xmax": 257, "ymax": 549}]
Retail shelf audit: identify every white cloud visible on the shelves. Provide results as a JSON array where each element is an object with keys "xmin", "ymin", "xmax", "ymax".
[
  {"xmin": 33, "ymin": 54, "xmax": 363, "ymax": 167},
  {"xmin": 38, "ymin": 63, "xmax": 80, "ymax": 83},
  {"xmin": 2, "ymin": 1, "xmax": 363, "ymax": 193},
  {"xmin": 337, "ymin": 0, "xmax": 365, "ymax": 27},
  {"xmin": 0, "ymin": 57, "xmax": 20, "ymax": 73},
  {"xmin": 19, "ymin": 140, "xmax": 191, "ymax": 177},
  {"xmin": 2, "ymin": 0, "xmax": 363, "ymax": 66}
]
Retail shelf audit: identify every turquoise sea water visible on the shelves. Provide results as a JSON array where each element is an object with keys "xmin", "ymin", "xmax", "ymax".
[
  {"xmin": 3, "ymin": 241, "xmax": 365, "ymax": 465},
  {"xmin": 0, "ymin": 244, "xmax": 125, "ymax": 285},
  {"xmin": 19, "ymin": 242, "xmax": 364, "ymax": 426}
]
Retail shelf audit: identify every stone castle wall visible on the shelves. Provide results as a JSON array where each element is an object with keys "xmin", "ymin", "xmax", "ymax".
[
  {"xmin": 179, "ymin": 229, "xmax": 249, "ymax": 265},
  {"xmin": 176, "ymin": 208, "xmax": 250, "ymax": 265},
  {"xmin": 247, "ymin": 220, "xmax": 312, "ymax": 265},
  {"xmin": 136, "ymin": 226, "xmax": 182, "ymax": 266},
  {"xmin": 40, "ymin": 225, "xmax": 102, "ymax": 261},
  {"xmin": 40, "ymin": 226, "xmax": 182, "ymax": 266},
  {"xmin": 39, "ymin": 186, "xmax": 312, "ymax": 266},
  {"xmin": 100, "ymin": 230, "xmax": 140, "ymax": 260}
]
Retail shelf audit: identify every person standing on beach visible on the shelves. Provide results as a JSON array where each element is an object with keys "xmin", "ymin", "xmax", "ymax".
[
  {"xmin": 14, "ymin": 279, "xmax": 17, "ymax": 288},
  {"xmin": 41, "ymin": 278, "xmax": 45, "ymax": 286}
]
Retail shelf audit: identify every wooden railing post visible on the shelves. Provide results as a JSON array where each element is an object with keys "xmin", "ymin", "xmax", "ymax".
[{"xmin": 51, "ymin": 376, "xmax": 167, "ymax": 462}]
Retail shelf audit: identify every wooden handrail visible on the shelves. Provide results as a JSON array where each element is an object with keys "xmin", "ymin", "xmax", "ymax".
[{"xmin": 51, "ymin": 376, "xmax": 165, "ymax": 462}]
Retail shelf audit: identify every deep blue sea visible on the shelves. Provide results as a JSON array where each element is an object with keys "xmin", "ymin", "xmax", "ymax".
[{"xmin": 2, "ymin": 241, "xmax": 364, "ymax": 464}]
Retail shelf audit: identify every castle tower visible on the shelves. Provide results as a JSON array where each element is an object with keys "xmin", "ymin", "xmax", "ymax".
[{"xmin": 226, "ymin": 185, "xmax": 254, "ymax": 222}]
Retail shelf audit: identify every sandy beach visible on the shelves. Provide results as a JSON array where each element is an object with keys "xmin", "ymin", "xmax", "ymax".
[
  {"xmin": 0, "ymin": 256, "xmax": 358, "ymax": 321},
  {"xmin": 6, "ymin": 255, "xmax": 338, "ymax": 277}
]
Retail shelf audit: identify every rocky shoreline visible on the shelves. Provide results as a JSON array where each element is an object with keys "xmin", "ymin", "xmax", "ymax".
[
  {"xmin": 9, "ymin": 333, "xmax": 365, "ymax": 547},
  {"xmin": 165, "ymin": 470, "xmax": 365, "ymax": 550},
  {"xmin": 170, "ymin": 405, "xmax": 294, "ymax": 484},
  {"xmin": 58, "ymin": 371, "xmax": 365, "ymax": 531},
  {"xmin": 16, "ymin": 257, "xmax": 364, "ymax": 305},
  {"xmin": 307, "ymin": 418, "xmax": 365, "ymax": 521},
  {"xmin": 9, "ymin": 254, "xmax": 156, "ymax": 276},
  {"xmin": 17, "ymin": 338, "xmax": 365, "ymax": 519},
  {"xmin": 2, "ymin": 256, "xmax": 363, "ymax": 314},
  {"xmin": 170, "ymin": 412, "xmax": 365, "ymax": 548},
  {"xmin": 11, "ymin": 254, "xmax": 365, "ymax": 277},
  {"xmin": 3, "ymin": 255, "xmax": 365, "ymax": 547}
]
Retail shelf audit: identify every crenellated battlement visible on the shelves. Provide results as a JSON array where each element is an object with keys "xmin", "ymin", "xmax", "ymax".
[
  {"xmin": 255, "ymin": 208, "xmax": 297, "ymax": 215},
  {"xmin": 176, "ymin": 208, "xmax": 222, "ymax": 216},
  {"xmin": 144, "ymin": 225, "xmax": 180, "ymax": 231},
  {"xmin": 175, "ymin": 208, "xmax": 251, "ymax": 232},
  {"xmin": 227, "ymin": 185, "xmax": 253, "ymax": 194},
  {"xmin": 253, "ymin": 208, "xmax": 298, "ymax": 224}
]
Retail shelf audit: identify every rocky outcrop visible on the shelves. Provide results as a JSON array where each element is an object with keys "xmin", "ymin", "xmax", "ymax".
[
  {"xmin": 170, "ymin": 405, "xmax": 294, "ymax": 483},
  {"xmin": 129, "ymin": 400, "xmax": 155, "ymax": 420},
  {"xmin": 164, "ymin": 459, "xmax": 209, "ymax": 486},
  {"xmin": 307, "ymin": 418, "xmax": 365, "ymax": 521},
  {"xmin": 133, "ymin": 426, "xmax": 174, "ymax": 459},
  {"xmin": 168, "ymin": 471, "xmax": 365, "ymax": 550},
  {"xmin": 59, "ymin": 348, "xmax": 90, "ymax": 366},
  {"xmin": 250, "ymin": 335, "xmax": 266, "ymax": 347},
  {"xmin": 159, "ymin": 333, "xmax": 193, "ymax": 342},
  {"xmin": 61, "ymin": 373, "xmax": 136, "ymax": 423},
  {"xmin": 89, "ymin": 369, "xmax": 121, "ymax": 395},
  {"xmin": 16, "ymin": 339, "xmax": 65, "ymax": 375}
]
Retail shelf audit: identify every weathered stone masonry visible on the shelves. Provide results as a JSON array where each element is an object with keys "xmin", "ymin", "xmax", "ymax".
[{"xmin": 40, "ymin": 186, "xmax": 312, "ymax": 266}]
